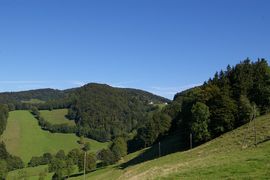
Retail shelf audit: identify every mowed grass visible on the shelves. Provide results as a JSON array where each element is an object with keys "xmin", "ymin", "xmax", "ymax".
[
  {"xmin": 39, "ymin": 109, "xmax": 76, "ymax": 126},
  {"xmin": 0, "ymin": 110, "xmax": 109, "ymax": 163},
  {"xmin": 71, "ymin": 113, "xmax": 270, "ymax": 180}
]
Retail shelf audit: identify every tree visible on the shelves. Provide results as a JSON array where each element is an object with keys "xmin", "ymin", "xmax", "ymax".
[
  {"xmin": 31, "ymin": 106, "xmax": 40, "ymax": 116},
  {"xmin": 136, "ymin": 111, "xmax": 172, "ymax": 148},
  {"xmin": 49, "ymin": 158, "xmax": 66, "ymax": 179},
  {"xmin": 0, "ymin": 105, "xmax": 8, "ymax": 135},
  {"xmin": 42, "ymin": 153, "xmax": 53, "ymax": 164},
  {"xmin": 79, "ymin": 136, "xmax": 85, "ymax": 145},
  {"xmin": 0, "ymin": 160, "xmax": 7, "ymax": 180},
  {"xmin": 97, "ymin": 149, "xmax": 117, "ymax": 166},
  {"xmin": 81, "ymin": 142, "xmax": 91, "ymax": 179},
  {"xmin": 110, "ymin": 137, "xmax": 127, "ymax": 159},
  {"xmin": 209, "ymin": 94, "xmax": 237, "ymax": 137},
  {"xmin": 191, "ymin": 102, "xmax": 210, "ymax": 143},
  {"xmin": 78, "ymin": 152, "xmax": 96, "ymax": 173},
  {"xmin": 82, "ymin": 142, "xmax": 90, "ymax": 152},
  {"xmin": 238, "ymin": 95, "xmax": 253, "ymax": 125},
  {"xmin": 67, "ymin": 148, "xmax": 81, "ymax": 165},
  {"xmin": 55, "ymin": 150, "xmax": 66, "ymax": 160},
  {"xmin": 65, "ymin": 158, "xmax": 75, "ymax": 178}
]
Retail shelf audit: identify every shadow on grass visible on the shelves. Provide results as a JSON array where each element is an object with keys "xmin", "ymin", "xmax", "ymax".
[
  {"xmin": 256, "ymin": 137, "xmax": 270, "ymax": 145},
  {"xmin": 68, "ymin": 166, "xmax": 104, "ymax": 178},
  {"xmin": 68, "ymin": 172, "xmax": 83, "ymax": 178},
  {"xmin": 119, "ymin": 132, "xmax": 188, "ymax": 169}
]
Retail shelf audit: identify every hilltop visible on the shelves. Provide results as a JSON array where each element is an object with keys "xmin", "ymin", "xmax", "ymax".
[
  {"xmin": 1, "ymin": 59, "xmax": 270, "ymax": 179},
  {"xmin": 0, "ymin": 83, "xmax": 170, "ymax": 142}
]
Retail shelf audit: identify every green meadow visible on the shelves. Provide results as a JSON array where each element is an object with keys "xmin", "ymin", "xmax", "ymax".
[
  {"xmin": 40, "ymin": 109, "xmax": 76, "ymax": 126},
  {"xmin": 0, "ymin": 110, "xmax": 109, "ymax": 163},
  {"xmin": 70, "ymin": 113, "xmax": 270, "ymax": 180},
  {"xmin": 7, "ymin": 165, "xmax": 53, "ymax": 180},
  {"xmin": 5, "ymin": 111, "xmax": 270, "ymax": 179}
]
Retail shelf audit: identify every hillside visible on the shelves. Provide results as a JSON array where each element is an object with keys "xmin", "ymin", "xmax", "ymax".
[
  {"xmin": 70, "ymin": 113, "xmax": 270, "ymax": 179},
  {"xmin": 0, "ymin": 89, "xmax": 66, "ymax": 104},
  {"xmin": 66, "ymin": 83, "xmax": 170, "ymax": 141},
  {"xmin": 0, "ymin": 83, "xmax": 169, "ymax": 142},
  {"xmin": 39, "ymin": 109, "xmax": 76, "ymax": 126},
  {"xmin": 0, "ymin": 110, "xmax": 108, "ymax": 163}
]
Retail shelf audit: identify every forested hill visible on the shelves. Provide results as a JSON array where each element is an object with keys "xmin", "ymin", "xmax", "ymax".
[
  {"xmin": 128, "ymin": 58, "xmax": 270, "ymax": 152},
  {"xmin": 0, "ymin": 83, "xmax": 170, "ymax": 142},
  {"xmin": 165, "ymin": 58, "xmax": 270, "ymax": 145},
  {"xmin": 0, "ymin": 88, "xmax": 67, "ymax": 104},
  {"xmin": 0, "ymin": 84, "xmax": 168, "ymax": 105},
  {"xmin": 67, "ymin": 83, "xmax": 170, "ymax": 141}
]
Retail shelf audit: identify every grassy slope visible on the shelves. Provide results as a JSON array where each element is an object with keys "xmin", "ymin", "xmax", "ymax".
[
  {"xmin": 7, "ymin": 165, "xmax": 53, "ymax": 180},
  {"xmin": 40, "ymin": 109, "xmax": 76, "ymax": 126},
  {"xmin": 71, "ymin": 113, "xmax": 270, "ymax": 180},
  {"xmin": 0, "ymin": 110, "xmax": 109, "ymax": 163}
]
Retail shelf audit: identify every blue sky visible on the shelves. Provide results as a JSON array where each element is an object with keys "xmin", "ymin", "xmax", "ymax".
[{"xmin": 0, "ymin": 0, "xmax": 269, "ymax": 99}]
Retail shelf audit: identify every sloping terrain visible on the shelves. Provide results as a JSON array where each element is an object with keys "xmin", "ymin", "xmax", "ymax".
[
  {"xmin": 71, "ymin": 113, "xmax": 270, "ymax": 179},
  {"xmin": 0, "ymin": 110, "xmax": 108, "ymax": 163},
  {"xmin": 40, "ymin": 109, "xmax": 76, "ymax": 126}
]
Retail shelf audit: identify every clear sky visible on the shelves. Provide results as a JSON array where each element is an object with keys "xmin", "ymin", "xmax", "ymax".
[{"xmin": 0, "ymin": 0, "xmax": 269, "ymax": 99}]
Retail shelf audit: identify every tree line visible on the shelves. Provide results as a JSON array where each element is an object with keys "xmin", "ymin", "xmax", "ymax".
[
  {"xmin": 31, "ymin": 107, "xmax": 76, "ymax": 134},
  {"xmin": 66, "ymin": 83, "xmax": 169, "ymax": 142},
  {"xmin": 0, "ymin": 105, "xmax": 25, "ymax": 179},
  {"xmin": 27, "ymin": 136, "xmax": 127, "ymax": 179},
  {"xmin": 133, "ymin": 59, "xmax": 270, "ymax": 150}
]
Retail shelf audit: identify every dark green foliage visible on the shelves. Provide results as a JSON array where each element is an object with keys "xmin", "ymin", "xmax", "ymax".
[
  {"xmin": 0, "ymin": 142, "xmax": 24, "ymax": 172},
  {"xmin": 49, "ymin": 158, "xmax": 66, "ymax": 179},
  {"xmin": 67, "ymin": 148, "xmax": 81, "ymax": 165},
  {"xmin": 32, "ymin": 109, "xmax": 77, "ymax": 134},
  {"xmin": 238, "ymin": 95, "xmax": 253, "ymax": 125},
  {"xmin": 0, "ymin": 105, "xmax": 8, "ymax": 135},
  {"xmin": 0, "ymin": 83, "xmax": 168, "ymax": 142},
  {"xmin": 110, "ymin": 137, "xmax": 128, "ymax": 161},
  {"xmin": 96, "ymin": 137, "xmax": 128, "ymax": 167},
  {"xmin": 0, "ymin": 160, "xmax": 7, "ymax": 180},
  {"xmin": 0, "ymin": 88, "xmax": 67, "ymax": 105},
  {"xmin": 135, "ymin": 111, "xmax": 172, "ymax": 148},
  {"xmin": 191, "ymin": 102, "xmax": 210, "ymax": 143},
  {"xmin": 78, "ymin": 153, "xmax": 96, "ymax": 172},
  {"xmin": 48, "ymin": 148, "xmax": 96, "ymax": 178},
  {"xmin": 0, "ymin": 143, "xmax": 9, "ymax": 160},
  {"xmin": 31, "ymin": 106, "xmax": 40, "ymax": 117},
  {"xmin": 168, "ymin": 58, "xmax": 270, "ymax": 146},
  {"xmin": 6, "ymin": 156, "xmax": 24, "ymax": 171},
  {"xmin": 82, "ymin": 142, "xmax": 90, "ymax": 152},
  {"xmin": 28, "ymin": 153, "xmax": 53, "ymax": 167},
  {"xmin": 49, "ymin": 151, "xmax": 76, "ymax": 179},
  {"xmin": 65, "ymin": 158, "xmax": 75, "ymax": 178},
  {"xmin": 97, "ymin": 149, "xmax": 117, "ymax": 166},
  {"xmin": 55, "ymin": 150, "xmax": 66, "ymax": 160},
  {"xmin": 208, "ymin": 93, "xmax": 237, "ymax": 136},
  {"xmin": 67, "ymin": 83, "xmax": 169, "ymax": 142}
]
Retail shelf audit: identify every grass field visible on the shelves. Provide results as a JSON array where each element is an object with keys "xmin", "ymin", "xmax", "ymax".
[
  {"xmin": 0, "ymin": 110, "xmax": 109, "ymax": 163},
  {"xmin": 7, "ymin": 165, "xmax": 53, "ymax": 180},
  {"xmin": 69, "ymin": 113, "xmax": 270, "ymax": 180},
  {"xmin": 39, "ymin": 109, "xmax": 76, "ymax": 126}
]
